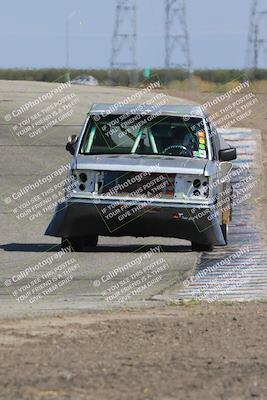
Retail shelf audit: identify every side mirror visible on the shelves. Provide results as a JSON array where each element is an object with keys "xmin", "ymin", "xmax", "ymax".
[
  {"xmin": 219, "ymin": 147, "xmax": 237, "ymax": 162},
  {"xmin": 66, "ymin": 135, "xmax": 78, "ymax": 156}
]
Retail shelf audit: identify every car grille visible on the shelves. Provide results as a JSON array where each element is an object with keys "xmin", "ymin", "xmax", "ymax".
[{"xmin": 99, "ymin": 171, "xmax": 175, "ymax": 200}]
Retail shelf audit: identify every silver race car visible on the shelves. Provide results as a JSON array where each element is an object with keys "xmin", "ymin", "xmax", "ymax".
[{"xmin": 45, "ymin": 103, "xmax": 237, "ymax": 252}]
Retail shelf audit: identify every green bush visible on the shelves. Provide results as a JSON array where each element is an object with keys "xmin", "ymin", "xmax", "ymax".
[{"xmin": 1, "ymin": 68, "xmax": 267, "ymax": 86}]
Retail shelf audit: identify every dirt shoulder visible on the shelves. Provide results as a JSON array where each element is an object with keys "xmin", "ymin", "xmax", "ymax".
[{"xmin": 1, "ymin": 302, "xmax": 267, "ymax": 400}]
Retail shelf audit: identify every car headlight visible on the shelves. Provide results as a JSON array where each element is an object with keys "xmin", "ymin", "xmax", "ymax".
[
  {"xmin": 79, "ymin": 173, "xmax": 87, "ymax": 183},
  {"xmin": 174, "ymin": 175, "xmax": 209, "ymax": 200},
  {"xmin": 68, "ymin": 170, "xmax": 103, "ymax": 194}
]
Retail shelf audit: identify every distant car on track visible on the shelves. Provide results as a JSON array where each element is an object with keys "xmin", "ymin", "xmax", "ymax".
[
  {"xmin": 71, "ymin": 75, "xmax": 99, "ymax": 86},
  {"xmin": 45, "ymin": 103, "xmax": 237, "ymax": 252}
]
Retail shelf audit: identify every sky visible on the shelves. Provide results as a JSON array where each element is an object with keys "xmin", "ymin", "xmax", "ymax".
[{"xmin": 0, "ymin": 0, "xmax": 261, "ymax": 70}]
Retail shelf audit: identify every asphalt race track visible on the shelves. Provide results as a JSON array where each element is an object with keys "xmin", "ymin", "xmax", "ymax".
[{"xmin": 0, "ymin": 81, "xmax": 198, "ymax": 317}]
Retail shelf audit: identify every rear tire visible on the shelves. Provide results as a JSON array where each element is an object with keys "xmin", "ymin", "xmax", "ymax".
[{"xmin": 191, "ymin": 242, "xmax": 214, "ymax": 252}]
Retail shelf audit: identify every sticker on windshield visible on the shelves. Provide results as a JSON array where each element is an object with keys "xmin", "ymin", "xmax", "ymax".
[
  {"xmin": 193, "ymin": 149, "xmax": 206, "ymax": 158},
  {"xmin": 198, "ymin": 149, "xmax": 207, "ymax": 158}
]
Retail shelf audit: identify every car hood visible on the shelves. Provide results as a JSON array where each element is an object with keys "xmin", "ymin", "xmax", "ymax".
[{"xmin": 75, "ymin": 154, "xmax": 216, "ymax": 176}]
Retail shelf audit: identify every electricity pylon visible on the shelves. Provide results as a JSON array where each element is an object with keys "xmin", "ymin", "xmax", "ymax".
[
  {"xmin": 165, "ymin": 0, "xmax": 191, "ymax": 72},
  {"xmin": 110, "ymin": 0, "xmax": 137, "ymax": 70},
  {"xmin": 246, "ymin": 0, "xmax": 267, "ymax": 70}
]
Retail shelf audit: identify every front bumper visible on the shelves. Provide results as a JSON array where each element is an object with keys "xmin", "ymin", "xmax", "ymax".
[{"xmin": 45, "ymin": 198, "xmax": 225, "ymax": 245}]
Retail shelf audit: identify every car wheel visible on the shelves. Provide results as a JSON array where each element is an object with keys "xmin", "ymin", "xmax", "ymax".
[
  {"xmin": 221, "ymin": 224, "xmax": 228, "ymax": 244},
  {"xmin": 61, "ymin": 237, "xmax": 84, "ymax": 252},
  {"xmin": 191, "ymin": 242, "xmax": 214, "ymax": 252},
  {"xmin": 85, "ymin": 235, "xmax": 99, "ymax": 247}
]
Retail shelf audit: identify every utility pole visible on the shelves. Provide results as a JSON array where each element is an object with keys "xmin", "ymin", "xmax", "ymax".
[
  {"xmin": 165, "ymin": 0, "xmax": 191, "ymax": 73},
  {"xmin": 65, "ymin": 11, "xmax": 76, "ymax": 82},
  {"xmin": 110, "ymin": 0, "xmax": 137, "ymax": 84},
  {"xmin": 66, "ymin": 18, "xmax": 70, "ymax": 82}
]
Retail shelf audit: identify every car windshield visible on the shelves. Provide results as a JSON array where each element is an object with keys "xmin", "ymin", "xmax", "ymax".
[{"xmin": 80, "ymin": 115, "xmax": 208, "ymax": 159}]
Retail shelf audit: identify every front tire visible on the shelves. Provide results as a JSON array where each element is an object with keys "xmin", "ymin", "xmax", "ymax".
[
  {"xmin": 85, "ymin": 235, "xmax": 98, "ymax": 247},
  {"xmin": 61, "ymin": 235, "xmax": 99, "ymax": 252},
  {"xmin": 191, "ymin": 242, "xmax": 214, "ymax": 252},
  {"xmin": 221, "ymin": 224, "xmax": 228, "ymax": 245},
  {"xmin": 61, "ymin": 237, "xmax": 84, "ymax": 252}
]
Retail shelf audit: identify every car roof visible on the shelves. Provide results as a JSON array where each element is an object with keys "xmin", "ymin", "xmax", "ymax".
[{"xmin": 89, "ymin": 103, "xmax": 206, "ymax": 118}]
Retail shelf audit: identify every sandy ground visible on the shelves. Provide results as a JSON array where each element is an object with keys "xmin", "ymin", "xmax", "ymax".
[{"xmin": 1, "ymin": 303, "xmax": 267, "ymax": 400}]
